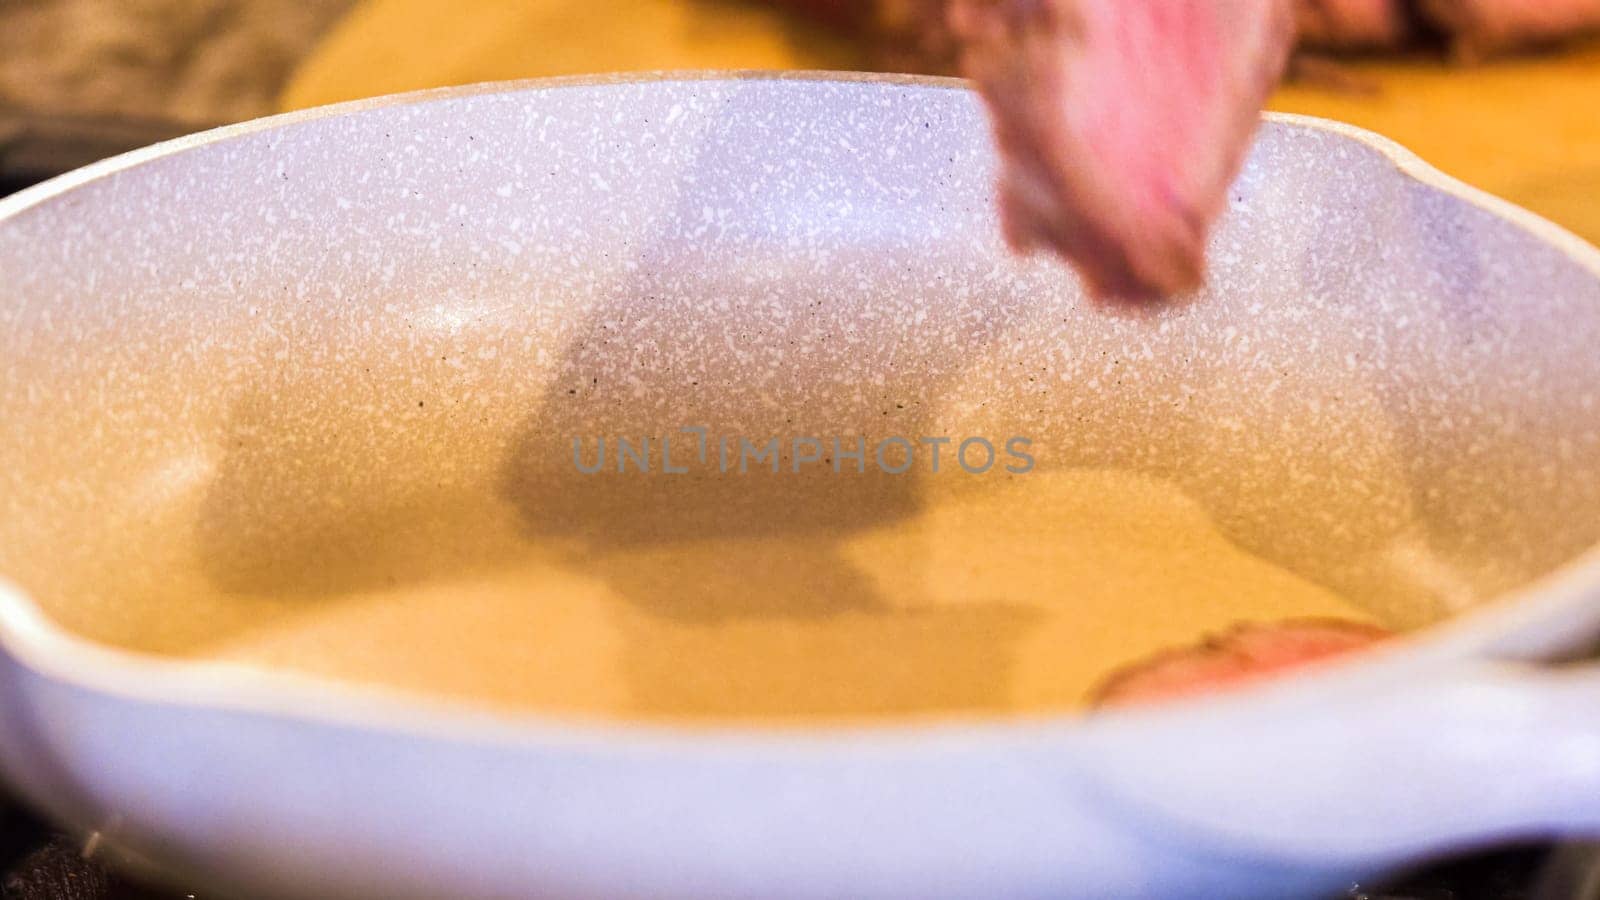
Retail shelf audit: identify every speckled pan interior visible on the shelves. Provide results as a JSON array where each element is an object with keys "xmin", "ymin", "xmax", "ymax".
[{"xmin": 2, "ymin": 74, "xmax": 1599, "ymax": 671}]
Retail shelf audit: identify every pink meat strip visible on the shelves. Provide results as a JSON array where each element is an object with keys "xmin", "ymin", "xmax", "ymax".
[
  {"xmin": 1092, "ymin": 618, "xmax": 1391, "ymax": 707},
  {"xmin": 948, "ymin": 0, "xmax": 1298, "ymax": 301}
]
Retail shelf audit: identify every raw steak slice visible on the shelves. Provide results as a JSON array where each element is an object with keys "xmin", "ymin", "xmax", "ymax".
[
  {"xmin": 948, "ymin": 0, "xmax": 1298, "ymax": 301},
  {"xmin": 1092, "ymin": 618, "xmax": 1390, "ymax": 707}
]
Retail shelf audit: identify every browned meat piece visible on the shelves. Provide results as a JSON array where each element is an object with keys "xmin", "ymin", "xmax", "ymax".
[
  {"xmin": 1296, "ymin": 0, "xmax": 1413, "ymax": 48},
  {"xmin": 1092, "ymin": 618, "xmax": 1391, "ymax": 707},
  {"xmin": 1419, "ymin": 0, "xmax": 1600, "ymax": 61},
  {"xmin": 774, "ymin": 0, "xmax": 856, "ymax": 27},
  {"xmin": 777, "ymin": 0, "xmax": 960, "ymax": 70},
  {"xmin": 778, "ymin": 0, "xmax": 1600, "ymax": 74},
  {"xmin": 948, "ymin": 0, "xmax": 1297, "ymax": 300},
  {"xmin": 776, "ymin": 0, "xmax": 1410, "ymax": 61}
]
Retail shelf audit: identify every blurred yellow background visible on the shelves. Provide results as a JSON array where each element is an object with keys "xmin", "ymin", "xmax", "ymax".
[{"xmin": 281, "ymin": 0, "xmax": 1600, "ymax": 246}]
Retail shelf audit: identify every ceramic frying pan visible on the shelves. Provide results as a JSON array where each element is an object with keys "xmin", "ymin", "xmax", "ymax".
[{"xmin": 3, "ymin": 73, "xmax": 1600, "ymax": 899}]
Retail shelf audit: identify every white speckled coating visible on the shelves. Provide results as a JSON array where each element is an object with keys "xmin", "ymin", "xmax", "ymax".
[
  {"xmin": 2, "ymin": 74, "xmax": 1600, "ymax": 899},
  {"xmin": 2, "ymin": 75, "xmax": 1599, "ymax": 640}
]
